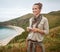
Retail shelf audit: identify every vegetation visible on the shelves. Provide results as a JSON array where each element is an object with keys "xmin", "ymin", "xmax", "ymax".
[{"xmin": 0, "ymin": 10, "xmax": 60, "ymax": 52}]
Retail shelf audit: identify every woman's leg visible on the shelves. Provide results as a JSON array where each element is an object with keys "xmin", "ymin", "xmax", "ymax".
[
  {"xmin": 32, "ymin": 42, "xmax": 36, "ymax": 52},
  {"xmin": 38, "ymin": 42, "xmax": 45, "ymax": 52},
  {"xmin": 27, "ymin": 41, "xmax": 32, "ymax": 52}
]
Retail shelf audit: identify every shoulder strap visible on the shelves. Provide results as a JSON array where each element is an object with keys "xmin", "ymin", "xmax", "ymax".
[
  {"xmin": 31, "ymin": 15, "xmax": 42, "ymax": 28},
  {"xmin": 36, "ymin": 15, "xmax": 42, "ymax": 28}
]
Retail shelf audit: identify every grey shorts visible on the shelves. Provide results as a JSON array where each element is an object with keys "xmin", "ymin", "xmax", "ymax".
[{"xmin": 27, "ymin": 40, "xmax": 45, "ymax": 52}]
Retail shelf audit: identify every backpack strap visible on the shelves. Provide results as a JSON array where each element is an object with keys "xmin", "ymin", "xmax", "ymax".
[
  {"xmin": 36, "ymin": 15, "xmax": 42, "ymax": 28},
  {"xmin": 31, "ymin": 15, "xmax": 42, "ymax": 28}
]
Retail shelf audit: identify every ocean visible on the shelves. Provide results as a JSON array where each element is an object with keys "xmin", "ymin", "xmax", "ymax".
[{"xmin": 0, "ymin": 26, "xmax": 17, "ymax": 40}]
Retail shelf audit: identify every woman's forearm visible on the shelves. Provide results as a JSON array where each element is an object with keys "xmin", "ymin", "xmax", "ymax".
[
  {"xmin": 27, "ymin": 27, "xmax": 32, "ymax": 32},
  {"xmin": 32, "ymin": 28, "xmax": 45, "ymax": 34},
  {"xmin": 37, "ymin": 29, "xmax": 45, "ymax": 34}
]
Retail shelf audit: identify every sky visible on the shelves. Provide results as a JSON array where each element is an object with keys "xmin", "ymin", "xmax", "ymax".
[{"xmin": 0, "ymin": 0, "xmax": 60, "ymax": 22}]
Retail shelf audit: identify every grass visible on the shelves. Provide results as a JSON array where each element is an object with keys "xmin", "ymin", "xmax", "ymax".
[
  {"xmin": 44, "ymin": 26, "xmax": 60, "ymax": 52},
  {"xmin": 0, "ymin": 26, "xmax": 60, "ymax": 52}
]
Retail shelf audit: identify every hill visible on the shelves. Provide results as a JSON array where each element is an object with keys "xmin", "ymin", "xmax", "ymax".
[
  {"xmin": 0, "ymin": 10, "xmax": 60, "ymax": 52},
  {"xmin": 0, "ymin": 13, "xmax": 33, "ymax": 29},
  {"xmin": 48, "ymin": 10, "xmax": 60, "ymax": 15},
  {"xmin": 0, "ymin": 10, "xmax": 60, "ymax": 29}
]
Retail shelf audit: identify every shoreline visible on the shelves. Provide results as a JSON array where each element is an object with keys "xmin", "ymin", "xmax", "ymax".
[{"xmin": 0, "ymin": 25, "xmax": 25, "ymax": 46}]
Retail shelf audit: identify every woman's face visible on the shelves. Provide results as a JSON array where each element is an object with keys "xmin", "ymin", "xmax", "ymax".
[{"xmin": 32, "ymin": 5, "xmax": 40, "ymax": 16}]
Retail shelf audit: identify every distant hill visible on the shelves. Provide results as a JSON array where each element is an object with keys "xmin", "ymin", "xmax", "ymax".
[
  {"xmin": 0, "ymin": 10, "xmax": 60, "ymax": 29},
  {"xmin": 43, "ymin": 10, "xmax": 60, "ymax": 28},
  {"xmin": 0, "ymin": 13, "xmax": 33, "ymax": 29},
  {"xmin": 48, "ymin": 10, "xmax": 60, "ymax": 15}
]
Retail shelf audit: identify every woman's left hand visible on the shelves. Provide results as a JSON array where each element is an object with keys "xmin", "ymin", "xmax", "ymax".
[{"xmin": 32, "ymin": 28, "xmax": 39, "ymax": 32}]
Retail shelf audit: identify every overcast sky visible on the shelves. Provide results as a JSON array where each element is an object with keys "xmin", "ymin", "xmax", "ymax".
[{"xmin": 0, "ymin": 0, "xmax": 60, "ymax": 22}]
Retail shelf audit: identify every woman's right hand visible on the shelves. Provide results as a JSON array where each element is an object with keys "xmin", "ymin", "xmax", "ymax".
[{"xmin": 27, "ymin": 27, "xmax": 32, "ymax": 32}]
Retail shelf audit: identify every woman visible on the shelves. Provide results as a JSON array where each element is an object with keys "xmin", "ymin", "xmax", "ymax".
[{"xmin": 26, "ymin": 2, "xmax": 49, "ymax": 52}]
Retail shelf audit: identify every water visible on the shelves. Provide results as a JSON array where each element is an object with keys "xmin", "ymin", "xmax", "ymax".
[
  {"xmin": 0, "ymin": 26, "xmax": 17, "ymax": 40},
  {"xmin": 0, "ymin": 26, "xmax": 24, "ymax": 46}
]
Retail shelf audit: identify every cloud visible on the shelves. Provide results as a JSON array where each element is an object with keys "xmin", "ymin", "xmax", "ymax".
[
  {"xmin": 0, "ymin": 8, "xmax": 31, "ymax": 22},
  {"xmin": 0, "ymin": 0, "xmax": 60, "ymax": 22}
]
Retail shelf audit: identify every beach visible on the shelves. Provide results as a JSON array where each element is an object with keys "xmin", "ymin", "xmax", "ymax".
[{"xmin": 0, "ymin": 25, "xmax": 25, "ymax": 46}]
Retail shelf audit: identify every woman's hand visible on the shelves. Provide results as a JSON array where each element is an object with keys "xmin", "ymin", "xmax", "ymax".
[
  {"xmin": 26, "ymin": 27, "xmax": 38, "ymax": 32},
  {"xmin": 32, "ymin": 28, "xmax": 39, "ymax": 33},
  {"xmin": 27, "ymin": 27, "xmax": 45, "ymax": 34},
  {"xmin": 27, "ymin": 27, "xmax": 32, "ymax": 32},
  {"xmin": 32, "ymin": 28, "xmax": 45, "ymax": 34}
]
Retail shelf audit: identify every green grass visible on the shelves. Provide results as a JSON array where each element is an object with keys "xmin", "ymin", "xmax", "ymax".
[{"xmin": 44, "ymin": 26, "xmax": 60, "ymax": 52}]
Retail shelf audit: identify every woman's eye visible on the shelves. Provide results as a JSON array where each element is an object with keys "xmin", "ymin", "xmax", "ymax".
[{"xmin": 32, "ymin": 8, "xmax": 37, "ymax": 10}]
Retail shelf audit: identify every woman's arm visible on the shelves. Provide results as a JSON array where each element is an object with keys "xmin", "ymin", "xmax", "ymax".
[
  {"xmin": 32, "ymin": 28, "xmax": 45, "ymax": 34},
  {"xmin": 26, "ymin": 18, "xmax": 33, "ymax": 32},
  {"xmin": 32, "ymin": 18, "xmax": 49, "ymax": 35},
  {"xmin": 27, "ymin": 27, "xmax": 32, "ymax": 32}
]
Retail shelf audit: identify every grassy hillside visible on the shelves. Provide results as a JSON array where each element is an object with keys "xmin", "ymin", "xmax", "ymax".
[
  {"xmin": 0, "ymin": 13, "xmax": 33, "ymax": 29},
  {"xmin": 0, "ymin": 11, "xmax": 60, "ymax": 29},
  {"xmin": 0, "ymin": 10, "xmax": 60, "ymax": 52},
  {"xmin": 0, "ymin": 26, "xmax": 60, "ymax": 52},
  {"xmin": 44, "ymin": 26, "xmax": 60, "ymax": 52},
  {"xmin": 44, "ymin": 14, "xmax": 60, "ymax": 28}
]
